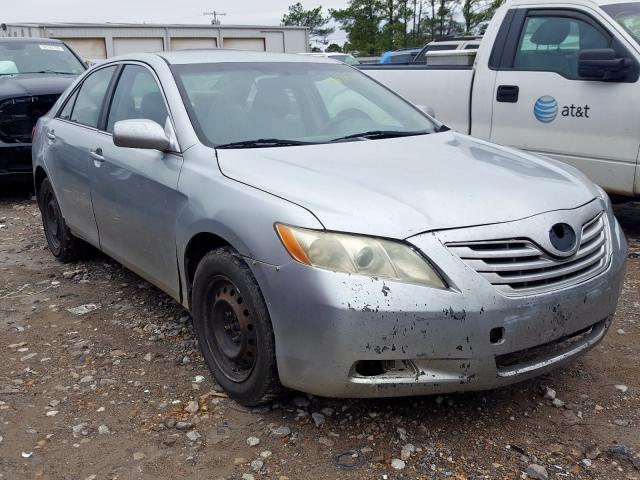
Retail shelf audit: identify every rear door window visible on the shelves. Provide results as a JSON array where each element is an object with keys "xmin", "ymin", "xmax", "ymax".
[{"xmin": 69, "ymin": 66, "xmax": 116, "ymax": 128}]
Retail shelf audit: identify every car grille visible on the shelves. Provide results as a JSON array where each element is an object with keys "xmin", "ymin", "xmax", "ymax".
[
  {"xmin": 0, "ymin": 95, "xmax": 59, "ymax": 144},
  {"xmin": 447, "ymin": 213, "xmax": 610, "ymax": 295}
]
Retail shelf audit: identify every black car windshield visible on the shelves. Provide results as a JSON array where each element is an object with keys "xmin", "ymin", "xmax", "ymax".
[
  {"xmin": 171, "ymin": 62, "xmax": 438, "ymax": 148},
  {"xmin": 0, "ymin": 41, "xmax": 85, "ymax": 75},
  {"xmin": 602, "ymin": 2, "xmax": 640, "ymax": 45}
]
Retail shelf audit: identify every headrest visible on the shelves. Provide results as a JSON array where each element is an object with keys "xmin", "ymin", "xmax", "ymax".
[
  {"xmin": 531, "ymin": 18, "xmax": 571, "ymax": 46},
  {"xmin": 251, "ymin": 77, "xmax": 290, "ymax": 116}
]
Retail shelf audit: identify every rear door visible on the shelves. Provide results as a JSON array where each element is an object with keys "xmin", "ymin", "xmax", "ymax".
[
  {"xmin": 45, "ymin": 65, "xmax": 117, "ymax": 246},
  {"xmin": 489, "ymin": 7, "xmax": 640, "ymax": 195},
  {"xmin": 88, "ymin": 63, "xmax": 183, "ymax": 299}
]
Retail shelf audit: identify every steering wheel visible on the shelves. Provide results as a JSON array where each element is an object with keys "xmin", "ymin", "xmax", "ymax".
[{"xmin": 320, "ymin": 108, "xmax": 373, "ymax": 134}]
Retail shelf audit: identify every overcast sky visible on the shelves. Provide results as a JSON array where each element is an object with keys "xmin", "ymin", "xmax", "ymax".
[{"xmin": 2, "ymin": 0, "xmax": 349, "ymax": 43}]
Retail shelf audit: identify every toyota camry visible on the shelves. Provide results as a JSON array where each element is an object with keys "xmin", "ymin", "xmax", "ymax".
[{"xmin": 32, "ymin": 50, "xmax": 627, "ymax": 406}]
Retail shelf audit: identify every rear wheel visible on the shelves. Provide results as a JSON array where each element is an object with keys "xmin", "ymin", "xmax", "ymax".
[
  {"xmin": 192, "ymin": 247, "xmax": 282, "ymax": 406},
  {"xmin": 38, "ymin": 178, "xmax": 88, "ymax": 262}
]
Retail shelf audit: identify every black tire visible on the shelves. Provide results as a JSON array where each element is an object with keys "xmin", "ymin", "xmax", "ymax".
[
  {"xmin": 38, "ymin": 177, "xmax": 88, "ymax": 262},
  {"xmin": 192, "ymin": 247, "xmax": 282, "ymax": 406}
]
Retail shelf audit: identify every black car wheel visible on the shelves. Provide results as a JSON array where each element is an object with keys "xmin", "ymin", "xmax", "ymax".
[
  {"xmin": 192, "ymin": 247, "xmax": 282, "ymax": 406},
  {"xmin": 38, "ymin": 177, "xmax": 88, "ymax": 262}
]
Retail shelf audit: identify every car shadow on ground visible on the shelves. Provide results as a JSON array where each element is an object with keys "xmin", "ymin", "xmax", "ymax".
[{"xmin": 614, "ymin": 201, "xmax": 640, "ymax": 240}]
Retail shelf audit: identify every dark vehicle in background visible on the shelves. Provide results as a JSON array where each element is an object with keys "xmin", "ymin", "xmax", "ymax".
[{"xmin": 0, "ymin": 38, "xmax": 85, "ymax": 183}]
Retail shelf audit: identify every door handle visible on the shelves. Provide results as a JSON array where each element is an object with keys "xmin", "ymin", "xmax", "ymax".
[
  {"xmin": 46, "ymin": 131, "xmax": 56, "ymax": 141},
  {"xmin": 496, "ymin": 85, "xmax": 519, "ymax": 103},
  {"xmin": 90, "ymin": 148, "xmax": 104, "ymax": 165}
]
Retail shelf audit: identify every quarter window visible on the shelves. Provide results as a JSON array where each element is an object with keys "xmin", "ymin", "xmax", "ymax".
[
  {"xmin": 513, "ymin": 15, "xmax": 610, "ymax": 79},
  {"xmin": 58, "ymin": 89, "xmax": 79, "ymax": 121},
  {"xmin": 69, "ymin": 66, "xmax": 116, "ymax": 128},
  {"xmin": 106, "ymin": 65, "xmax": 169, "ymax": 132}
]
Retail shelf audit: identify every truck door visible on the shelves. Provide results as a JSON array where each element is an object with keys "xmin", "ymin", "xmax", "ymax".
[{"xmin": 489, "ymin": 8, "xmax": 640, "ymax": 195}]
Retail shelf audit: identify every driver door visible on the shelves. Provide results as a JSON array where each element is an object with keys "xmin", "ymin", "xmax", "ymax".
[
  {"xmin": 490, "ymin": 8, "xmax": 640, "ymax": 195},
  {"xmin": 88, "ymin": 63, "xmax": 184, "ymax": 299}
]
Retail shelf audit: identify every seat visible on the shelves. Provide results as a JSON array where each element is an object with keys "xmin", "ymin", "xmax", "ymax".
[
  {"xmin": 139, "ymin": 91, "xmax": 168, "ymax": 127},
  {"xmin": 249, "ymin": 77, "xmax": 304, "ymax": 139},
  {"xmin": 107, "ymin": 95, "xmax": 136, "ymax": 131},
  {"xmin": 199, "ymin": 92, "xmax": 248, "ymax": 145}
]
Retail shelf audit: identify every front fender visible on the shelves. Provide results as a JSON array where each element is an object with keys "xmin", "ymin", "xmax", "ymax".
[{"xmin": 176, "ymin": 145, "xmax": 323, "ymax": 307}]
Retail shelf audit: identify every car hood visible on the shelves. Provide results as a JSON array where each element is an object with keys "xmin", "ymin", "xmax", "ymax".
[
  {"xmin": 216, "ymin": 131, "xmax": 598, "ymax": 239},
  {"xmin": 0, "ymin": 73, "xmax": 77, "ymax": 100}
]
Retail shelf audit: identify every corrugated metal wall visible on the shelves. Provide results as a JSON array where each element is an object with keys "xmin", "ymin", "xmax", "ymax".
[{"xmin": 0, "ymin": 24, "xmax": 309, "ymax": 59}]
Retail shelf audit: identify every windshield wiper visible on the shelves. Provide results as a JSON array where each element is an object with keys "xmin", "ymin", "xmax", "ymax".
[
  {"xmin": 329, "ymin": 129, "xmax": 430, "ymax": 142},
  {"xmin": 216, "ymin": 138, "xmax": 318, "ymax": 149}
]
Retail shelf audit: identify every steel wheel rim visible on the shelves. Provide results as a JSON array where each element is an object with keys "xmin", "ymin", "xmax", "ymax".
[{"xmin": 205, "ymin": 276, "xmax": 257, "ymax": 382}]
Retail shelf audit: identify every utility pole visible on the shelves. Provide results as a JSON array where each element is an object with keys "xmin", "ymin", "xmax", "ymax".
[{"xmin": 203, "ymin": 11, "xmax": 227, "ymax": 25}]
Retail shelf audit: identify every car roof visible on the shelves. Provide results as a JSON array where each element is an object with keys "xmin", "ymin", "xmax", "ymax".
[
  {"xmin": 0, "ymin": 37, "xmax": 64, "ymax": 44},
  {"xmin": 505, "ymin": 0, "xmax": 638, "ymax": 6},
  {"xmin": 155, "ymin": 49, "xmax": 339, "ymax": 65}
]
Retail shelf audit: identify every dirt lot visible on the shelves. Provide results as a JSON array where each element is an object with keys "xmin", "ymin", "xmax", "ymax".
[{"xmin": 0, "ymin": 188, "xmax": 638, "ymax": 480}]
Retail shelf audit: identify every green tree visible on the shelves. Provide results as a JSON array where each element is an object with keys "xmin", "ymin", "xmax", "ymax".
[
  {"xmin": 282, "ymin": 2, "xmax": 335, "ymax": 44},
  {"xmin": 326, "ymin": 43, "xmax": 343, "ymax": 52},
  {"xmin": 331, "ymin": 0, "xmax": 384, "ymax": 55},
  {"xmin": 419, "ymin": 0, "xmax": 461, "ymax": 40},
  {"xmin": 461, "ymin": 0, "xmax": 504, "ymax": 33}
]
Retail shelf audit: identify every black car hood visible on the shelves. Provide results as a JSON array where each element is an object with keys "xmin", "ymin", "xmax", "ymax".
[{"xmin": 0, "ymin": 73, "xmax": 77, "ymax": 100}]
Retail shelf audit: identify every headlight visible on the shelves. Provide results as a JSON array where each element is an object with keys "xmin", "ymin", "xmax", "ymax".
[{"xmin": 275, "ymin": 224, "xmax": 446, "ymax": 289}]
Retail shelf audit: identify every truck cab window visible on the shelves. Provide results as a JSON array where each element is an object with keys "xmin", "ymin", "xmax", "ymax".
[{"xmin": 513, "ymin": 15, "xmax": 610, "ymax": 79}]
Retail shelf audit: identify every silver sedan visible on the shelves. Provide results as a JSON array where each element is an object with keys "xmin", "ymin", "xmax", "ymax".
[{"xmin": 32, "ymin": 50, "xmax": 627, "ymax": 406}]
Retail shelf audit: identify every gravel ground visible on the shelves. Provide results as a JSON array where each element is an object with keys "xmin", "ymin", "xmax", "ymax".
[{"xmin": 0, "ymin": 188, "xmax": 638, "ymax": 480}]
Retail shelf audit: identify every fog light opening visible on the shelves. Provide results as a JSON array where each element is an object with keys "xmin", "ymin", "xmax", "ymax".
[
  {"xmin": 490, "ymin": 327, "xmax": 505, "ymax": 345},
  {"xmin": 354, "ymin": 360, "xmax": 386, "ymax": 377}
]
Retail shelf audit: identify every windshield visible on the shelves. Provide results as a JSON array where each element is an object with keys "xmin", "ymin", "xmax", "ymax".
[
  {"xmin": 172, "ymin": 62, "xmax": 437, "ymax": 148},
  {"xmin": 0, "ymin": 41, "xmax": 85, "ymax": 76},
  {"xmin": 602, "ymin": 2, "xmax": 640, "ymax": 45}
]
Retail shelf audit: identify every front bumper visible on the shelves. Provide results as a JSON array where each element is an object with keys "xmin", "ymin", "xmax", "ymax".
[
  {"xmin": 0, "ymin": 143, "xmax": 32, "ymax": 179},
  {"xmin": 252, "ymin": 203, "xmax": 627, "ymax": 398}
]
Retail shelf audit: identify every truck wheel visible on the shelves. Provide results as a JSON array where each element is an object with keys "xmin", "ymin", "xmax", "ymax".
[
  {"xmin": 192, "ymin": 247, "xmax": 282, "ymax": 406},
  {"xmin": 38, "ymin": 178, "xmax": 88, "ymax": 262}
]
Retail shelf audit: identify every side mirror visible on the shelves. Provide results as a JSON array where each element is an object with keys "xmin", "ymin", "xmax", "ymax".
[
  {"xmin": 113, "ymin": 119, "xmax": 170, "ymax": 151},
  {"xmin": 579, "ymin": 48, "xmax": 630, "ymax": 81},
  {"xmin": 416, "ymin": 104, "xmax": 436, "ymax": 118}
]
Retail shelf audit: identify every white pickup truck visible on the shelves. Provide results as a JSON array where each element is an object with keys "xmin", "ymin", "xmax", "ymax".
[{"xmin": 360, "ymin": 0, "xmax": 640, "ymax": 197}]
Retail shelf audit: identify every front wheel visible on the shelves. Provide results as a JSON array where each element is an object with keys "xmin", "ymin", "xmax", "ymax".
[{"xmin": 192, "ymin": 247, "xmax": 282, "ymax": 406}]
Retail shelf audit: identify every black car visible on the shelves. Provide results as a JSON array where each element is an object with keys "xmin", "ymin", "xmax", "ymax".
[{"xmin": 0, "ymin": 37, "xmax": 86, "ymax": 183}]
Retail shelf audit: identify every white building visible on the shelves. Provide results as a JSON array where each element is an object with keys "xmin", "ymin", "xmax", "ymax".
[{"xmin": 0, "ymin": 22, "xmax": 309, "ymax": 60}]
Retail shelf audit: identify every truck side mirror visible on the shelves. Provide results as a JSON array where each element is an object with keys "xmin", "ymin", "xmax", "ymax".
[{"xmin": 578, "ymin": 48, "xmax": 631, "ymax": 81}]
